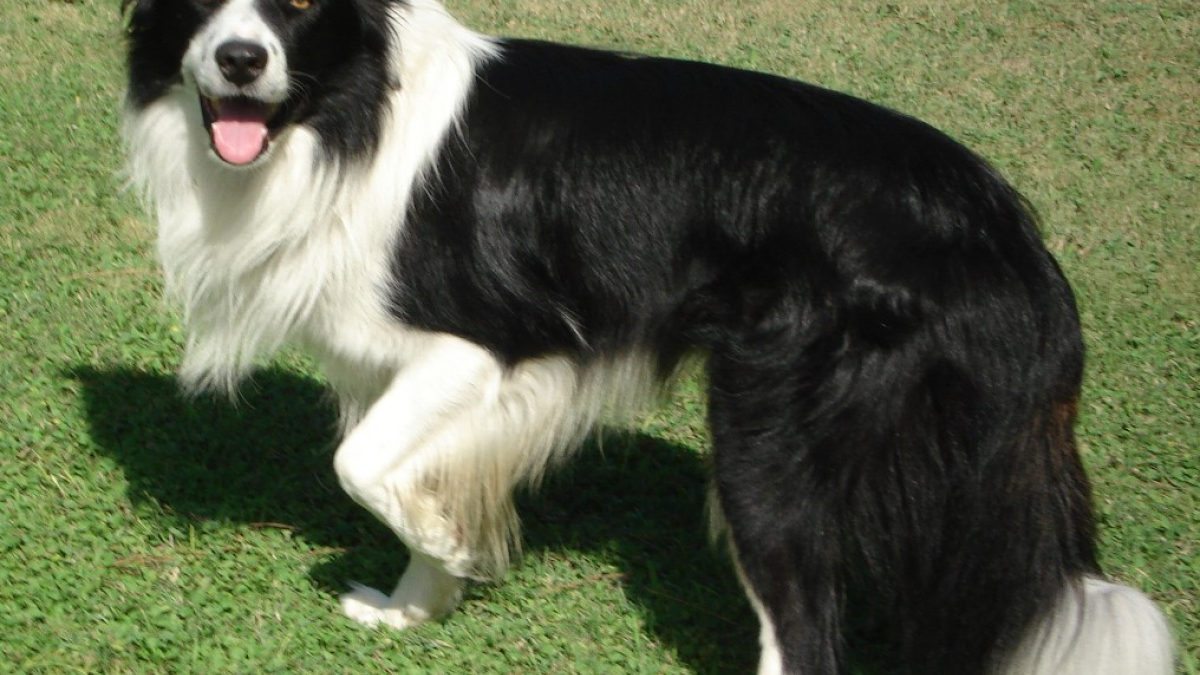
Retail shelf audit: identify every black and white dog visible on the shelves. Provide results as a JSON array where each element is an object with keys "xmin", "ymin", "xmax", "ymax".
[{"xmin": 120, "ymin": 0, "xmax": 1172, "ymax": 672}]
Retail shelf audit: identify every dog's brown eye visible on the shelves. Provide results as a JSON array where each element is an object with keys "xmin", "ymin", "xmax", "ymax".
[{"xmin": 289, "ymin": 0, "xmax": 312, "ymax": 9}]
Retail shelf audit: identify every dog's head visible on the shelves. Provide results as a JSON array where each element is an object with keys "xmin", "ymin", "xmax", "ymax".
[{"xmin": 123, "ymin": 0, "xmax": 398, "ymax": 166}]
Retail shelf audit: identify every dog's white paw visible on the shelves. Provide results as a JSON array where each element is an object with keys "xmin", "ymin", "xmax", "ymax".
[{"xmin": 339, "ymin": 582, "xmax": 428, "ymax": 630}]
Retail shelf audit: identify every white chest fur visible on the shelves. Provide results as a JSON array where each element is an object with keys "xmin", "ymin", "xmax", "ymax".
[{"xmin": 120, "ymin": 0, "xmax": 499, "ymax": 400}]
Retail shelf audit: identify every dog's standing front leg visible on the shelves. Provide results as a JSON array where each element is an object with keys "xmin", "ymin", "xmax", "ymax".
[{"xmin": 331, "ymin": 335, "xmax": 503, "ymax": 630}]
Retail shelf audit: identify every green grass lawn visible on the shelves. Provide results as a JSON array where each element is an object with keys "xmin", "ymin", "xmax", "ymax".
[{"xmin": 1, "ymin": 0, "xmax": 1195, "ymax": 672}]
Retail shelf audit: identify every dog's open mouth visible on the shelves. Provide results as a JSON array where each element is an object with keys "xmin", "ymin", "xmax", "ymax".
[{"xmin": 200, "ymin": 96, "xmax": 282, "ymax": 166}]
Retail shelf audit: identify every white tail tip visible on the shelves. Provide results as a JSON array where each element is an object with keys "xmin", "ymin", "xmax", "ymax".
[{"xmin": 999, "ymin": 576, "xmax": 1174, "ymax": 675}]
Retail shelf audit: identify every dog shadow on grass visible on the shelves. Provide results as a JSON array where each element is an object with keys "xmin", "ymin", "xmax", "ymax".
[{"xmin": 72, "ymin": 365, "xmax": 757, "ymax": 675}]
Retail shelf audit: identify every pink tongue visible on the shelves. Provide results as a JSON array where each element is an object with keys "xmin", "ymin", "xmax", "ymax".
[{"xmin": 210, "ymin": 99, "xmax": 269, "ymax": 165}]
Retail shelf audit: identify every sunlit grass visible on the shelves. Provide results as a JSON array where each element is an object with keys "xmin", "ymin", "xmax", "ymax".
[{"xmin": 1, "ymin": 0, "xmax": 1194, "ymax": 672}]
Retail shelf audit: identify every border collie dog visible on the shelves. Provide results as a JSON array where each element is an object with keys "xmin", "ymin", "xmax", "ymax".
[{"xmin": 121, "ymin": 0, "xmax": 1173, "ymax": 672}]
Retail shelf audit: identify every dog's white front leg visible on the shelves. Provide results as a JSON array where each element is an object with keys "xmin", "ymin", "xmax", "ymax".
[
  {"xmin": 332, "ymin": 335, "xmax": 502, "ymax": 629},
  {"xmin": 339, "ymin": 552, "xmax": 466, "ymax": 630}
]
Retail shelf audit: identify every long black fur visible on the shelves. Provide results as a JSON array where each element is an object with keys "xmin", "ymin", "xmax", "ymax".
[
  {"xmin": 392, "ymin": 39, "xmax": 1100, "ymax": 673},
  {"xmin": 120, "ymin": 2, "xmax": 1121, "ymax": 673}
]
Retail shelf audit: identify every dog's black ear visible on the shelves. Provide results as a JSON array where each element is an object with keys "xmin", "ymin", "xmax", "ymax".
[{"xmin": 121, "ymin": 0, "xmax": 155, "ymax": 33}]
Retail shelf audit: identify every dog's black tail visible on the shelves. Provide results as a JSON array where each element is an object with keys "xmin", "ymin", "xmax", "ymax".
[{"xmin": 705, "ymin": 160, "xmax": 1172, "ymax": 674}]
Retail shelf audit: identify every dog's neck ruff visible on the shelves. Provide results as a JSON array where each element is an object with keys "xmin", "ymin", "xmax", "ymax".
[{"xmin": 122, "ymin": 0, "xmax": 498, "ymax": 394}]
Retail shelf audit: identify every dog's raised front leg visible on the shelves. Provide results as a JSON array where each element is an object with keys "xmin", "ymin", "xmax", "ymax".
[{"xmin": 332, "ymin": 335, "xmax": 503, "ymax": 629}]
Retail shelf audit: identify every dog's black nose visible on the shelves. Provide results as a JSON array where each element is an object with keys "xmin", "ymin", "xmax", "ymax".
[{"xmin": 216, "ymin": 40, "xmax": 269, "ymax": 86}]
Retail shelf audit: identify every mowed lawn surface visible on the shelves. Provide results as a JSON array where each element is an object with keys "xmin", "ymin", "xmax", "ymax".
[{"xmin": 1, "ymin": 0, "xmax": 1195, "ymax": 673}]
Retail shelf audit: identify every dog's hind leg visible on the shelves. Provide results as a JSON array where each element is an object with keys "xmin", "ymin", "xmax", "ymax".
[
  {"xmin": 706, "ymin": 323, "xmax": 851, "ymax": 675},
  {"xmin": 706, "ymin": 274, "xmax": 1171, "ymax": 674}
]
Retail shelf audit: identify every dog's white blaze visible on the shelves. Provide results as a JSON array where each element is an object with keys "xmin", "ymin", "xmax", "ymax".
[{"xmin": 182, "ymin": 0, "xmax": 289, "ymax": 103}]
